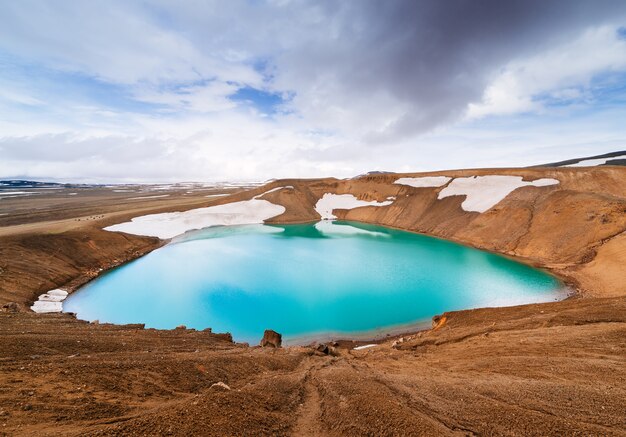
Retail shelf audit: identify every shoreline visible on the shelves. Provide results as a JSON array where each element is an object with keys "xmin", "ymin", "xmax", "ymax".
[{"xmin": 54, "ymin": 219, "xmax": 575, "ymax": 348}]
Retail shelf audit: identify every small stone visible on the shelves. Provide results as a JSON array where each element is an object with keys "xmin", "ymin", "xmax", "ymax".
[
  {"xmin": 210, "ymin": 382, "xmax": 231, "ymax": 391},
  {"xmin": 314, "ymin": 343, "xmax": 338, "ymax": 356},
  {"xmin": 392, "ymin": 338, "xmax": 406, "ymax": 349},
  {"xmin": 316, "ymin": 343, "xmax": 329, "ymax": 355}
]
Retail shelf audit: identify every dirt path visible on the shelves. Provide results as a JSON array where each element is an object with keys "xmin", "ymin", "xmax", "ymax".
[{"xmin": 293, "ymin": 360, "xmax": 328, "ymax": 436}]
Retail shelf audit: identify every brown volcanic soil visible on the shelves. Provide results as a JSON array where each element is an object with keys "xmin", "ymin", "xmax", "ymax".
[{"xmin": 1, "ymin": 168, "xmax": 626, "ymax": 436}]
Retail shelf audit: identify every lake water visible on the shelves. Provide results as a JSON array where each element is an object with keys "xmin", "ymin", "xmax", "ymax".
[{"xmin": 64, "ymin": 221, "xmax": 565, "ymax": 344}]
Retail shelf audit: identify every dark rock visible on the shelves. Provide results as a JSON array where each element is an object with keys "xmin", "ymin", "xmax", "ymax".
[
  {"xmin": 2, "ymin": 302, "xmax": 20, "ymax": 313},
  {"xmin": 316, "ymin": 343, "xmax": 329, "ymax": 354},
  {"xmin": 315, "ymin": 343, "xmax": 338, "ymax": 356},
  {"xmin": 260, "ymin": 329, "xmax": 282, "ymax": 348}
]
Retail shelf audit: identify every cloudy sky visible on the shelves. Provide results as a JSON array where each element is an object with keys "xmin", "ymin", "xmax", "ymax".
[{"xmin": 1, "ymin": 0, "xmax": 625, "ymax": 182}]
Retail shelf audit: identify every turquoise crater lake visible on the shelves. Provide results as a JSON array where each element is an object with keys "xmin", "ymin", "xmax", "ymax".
[{"xmin": 64, "ymin": 221, "xmax": 565, "ymax": 344}]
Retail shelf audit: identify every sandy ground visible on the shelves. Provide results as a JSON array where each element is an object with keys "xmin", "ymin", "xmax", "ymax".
[{"xmin": 1, "ymin": 168, "xmax": 625, "ymax": 436}]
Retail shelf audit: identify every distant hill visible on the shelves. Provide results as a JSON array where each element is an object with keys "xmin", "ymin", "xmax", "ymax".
[
  {"xmin": 0, "ymin": 180, "xmax": 108, "ymax": 191},
  {"xmin": 537, "ymin": 150, "xmax": 626, "ymax": 167},
  {"xmin": 0, "ymin": 180, "xmax": 69, "ymax": 189}
]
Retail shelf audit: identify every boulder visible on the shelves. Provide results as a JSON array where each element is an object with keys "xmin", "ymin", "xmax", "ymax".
[{"xmin": 260, "ymin": 329, "xmax": 282, "ymax": 348}]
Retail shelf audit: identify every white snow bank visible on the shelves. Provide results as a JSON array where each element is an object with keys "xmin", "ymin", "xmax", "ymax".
[
  {"xmin": 438, "ymin": 175, "xmax": 559, "ymax": 212},
  {"xmin": 0, "ymin": 191, "xmax": 40, "ymax": 199},
  {"xmin": 565, "ymin": 154, "xmax": 626, "ymax": 167},
  {"xmin": 104, "ymin": 199, "xmax": 286, "ymax": 239},
  {"xmin": 314, "ymin": 193, "xmax": 394, "ymax": 220},
  {"xmin": 31, "ymin": 289, "xmax": 68, "ymax": 313},
  {"xmin": 394, "ymin": 176, "xmax": 451, "ymax": 188},
  {"xmin": 314, "ymin": 221, "xmax": 388, "ymax": 237},
  {"xmin": 353, "ymin": 344, "xmax": 377, "ymax": 350},
  {"xmin": 130, "ymin": 194, "xmax": 170, "ymax": 200}
]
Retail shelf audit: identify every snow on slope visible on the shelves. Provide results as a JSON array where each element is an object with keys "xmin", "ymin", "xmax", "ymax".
[
  {"xmin": 31, "ymin": 289, "xmax": 68, "ymax": 313},
  {"xmin": 394, "ymin": 176, "xmax": 451, "ymax": 188},
  {"xmin": 438, "ymin": 176, "xmax": 559, "ymax": 213},
  {"xmin": 564, "ymin": 153, "xmax": 626, "ymax": 167},
  {"xmin": 105, "ymin": 199, "xmax": 285, "ymax": 239},
  {"xmin": 315, "ymin": 193, "xmax": 394, "ymax": 220}
]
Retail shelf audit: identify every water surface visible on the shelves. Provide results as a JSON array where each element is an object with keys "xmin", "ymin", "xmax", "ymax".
[{"xmin": 64, "ymin": 221, "xmax": 564, "ymax": 344}]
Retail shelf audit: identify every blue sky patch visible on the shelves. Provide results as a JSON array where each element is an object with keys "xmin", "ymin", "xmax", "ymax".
[{"xmin": 230, "ymin": 86, "xmax": 286, "ymax": 114}]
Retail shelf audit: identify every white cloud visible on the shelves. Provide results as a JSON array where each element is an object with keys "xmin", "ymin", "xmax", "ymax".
[
  {"xmin": 0, "ymin": 1, "xmax": 625, "ymax": 182},
  {"xmin": 0, "ymin": 1, "xmax": 262, "ymax": 86},
  {"xmin": 468, "ymin": 25, "xmax": 626, "ymax": 119},
  {"xmin": 132, "ymin": 81, "xmax": 240, "ymax": 113}
]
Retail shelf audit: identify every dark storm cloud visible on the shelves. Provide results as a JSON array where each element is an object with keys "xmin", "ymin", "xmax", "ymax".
[{"xmin": 270, "ymin": 0, "xmax": 626, "ymax": 142}]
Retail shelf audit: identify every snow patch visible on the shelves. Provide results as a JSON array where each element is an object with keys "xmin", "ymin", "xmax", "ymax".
[
  {"xmin": 104, "ymin": 199, "xmax": 286, "ymax": 239},
  {"xmin": 31, "ymin": 289, "xmax": 68, "ymax": 313},
  {"xmin": 0, "ymin": 191, "xmax": 41, "ymax": 199},
  {"xmin": 314, "ymin": 193, "xmax": 394, "ymax": 220},
  {"xmin": 354, "ymin": 344, "xmax": 377, "ymax": 350},
  {"xmin": 314, "ymin": 221, "xmax": 388, "ymax": 237},
  {"xmin": 130, "ymin": 194, "xmax": 170, "ymax": 200},
  {"xmin": 565, "ymin": 154, "xmax": 626, "ymax": 167},
  {"xmin": 438, "ymin": 176, "xmax": 559, "ymax": 213},
  {"xmin": 394, "ymin": 176, "xmax": 451, "ymax": 188}
]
